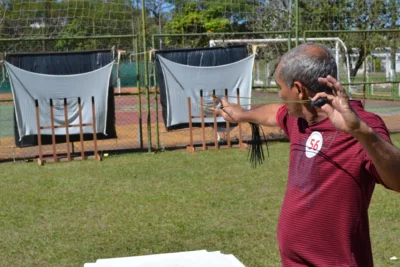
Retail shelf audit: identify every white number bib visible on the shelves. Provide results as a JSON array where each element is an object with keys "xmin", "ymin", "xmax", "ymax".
[{"xmin": 305, "ymin": 131, "xmax": 323, "ymax": 158}]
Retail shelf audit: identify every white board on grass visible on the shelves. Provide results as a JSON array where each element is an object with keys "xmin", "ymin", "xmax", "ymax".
[{"xmin": 84, "ymin": 250, "xmax": 245, "ymax": 267}]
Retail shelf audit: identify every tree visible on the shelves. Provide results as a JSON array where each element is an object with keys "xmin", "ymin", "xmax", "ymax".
[
  {"xmin": 162, "ymin": 2, "xmax": 229, "ymax": 47},
  {"xmin": 162, "ymin": 0, "xmax": 256, "ymax": 47},
  {"xmin": 0, "ymin": 0, "xmax": 142, "ymax": 51},
  {"xmin": 248, "ymin": 0, "xmax": 399, "ymax": 78},
  {"xmin": 144, "ymin": 0, "xmax": 172, "ymax": 29}
]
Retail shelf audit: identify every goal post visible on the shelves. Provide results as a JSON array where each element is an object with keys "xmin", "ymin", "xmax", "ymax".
[{"xmin": 210, "ymin": 37, "xmax": 352, "ymax": 95}]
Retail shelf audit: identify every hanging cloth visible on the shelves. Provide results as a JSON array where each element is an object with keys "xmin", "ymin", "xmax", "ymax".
[
  {"xmin": 5, "ymin": 61, "xmax": 114, "ymax": 140},
  {"xmin": 157, "ymin": 54, "xmax": 255, "ymax": 128}
]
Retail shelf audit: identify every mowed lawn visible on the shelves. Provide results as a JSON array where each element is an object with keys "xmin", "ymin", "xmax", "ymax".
[{"xmin": 0, "ymin": 135, "xmax": 399, "ymax": 267}]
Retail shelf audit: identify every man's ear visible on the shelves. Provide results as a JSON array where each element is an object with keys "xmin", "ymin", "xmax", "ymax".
[
  {"xmin": 293, "ymin": 81, "xmax": 307, "ymax": 98},
  {"xmin": 293, "ymin": 81, "xmax": 313, "ymax": 100}
]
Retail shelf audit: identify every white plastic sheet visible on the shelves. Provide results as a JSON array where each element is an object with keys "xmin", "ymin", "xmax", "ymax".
[
  {"xmin": 6, "ymin": 61, "xmax": 114, "ymax": 140},
  {"xmin": 158, "ymin": 55, "xmax": 254, "ymax": 128}
]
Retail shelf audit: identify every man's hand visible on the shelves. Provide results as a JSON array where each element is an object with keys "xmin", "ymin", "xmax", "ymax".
[
  {"xmin": 313, "ymin": 75, "xmax": 361, "ymax": 134},
  {"xmin": 216, "ymin": 97, "xmax": 281, "ymax": 127},
  {"xmin": 216, "ymin": 97, "xmax": 245, "ymax": 123}
]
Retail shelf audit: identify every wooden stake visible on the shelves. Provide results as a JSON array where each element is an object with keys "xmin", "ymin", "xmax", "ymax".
[
  {"xmin": 237, "ymin": 88, "xmax": 246, "ymax": 150},
  {"xmin": 78, "ymin": 97, "xmax": 85, "ymax": 160},
  {"xmin": 49, "ymin": 99, "xmax": 57, "ymax": 162},
  {"xmin": 187, "ymin": 97, "xmax": 195, "ymax": 153},
  {"xmin": 91, "ymin": 97, "xmax": 99, "ymax": 160},
  {"xmin": 225, "ymin": 88, "xmax": 231, "ymax": 148},
  {"xmin": 63, "ymin": 98, "xmax": 71, "ymax": 161},
  {"xmin": 212, "ymin": 89, "xmax": 219, "ymax": 150},
  {"xmin": 200, "ymin": 90, "xmax": 206, "ymax": 150},
  {"xmin": 35, "ymin": 99, "xmax": 43, "ymax": 165}
]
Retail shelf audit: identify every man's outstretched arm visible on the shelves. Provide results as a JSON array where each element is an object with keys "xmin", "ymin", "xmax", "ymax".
[
  {"xmin": 216, "ymin": 97, "xmax": 283, "ymax": 127},
  {"xmin": 315, "ymin": 76, "xmax": 400, "ymax": 192}
]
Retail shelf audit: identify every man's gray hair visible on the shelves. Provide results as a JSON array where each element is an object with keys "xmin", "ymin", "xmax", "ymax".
[{"xmin": 279, "ymin": 43, "xmax": 337, "ymax": 95}]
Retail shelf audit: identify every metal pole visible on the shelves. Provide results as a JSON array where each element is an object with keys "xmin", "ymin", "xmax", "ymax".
[
  {"xmin": 141, "ymin": 0, "xmax": 152, "ymax": 152},
  {"xmin": 152, "ymin": 31, "xmax": 290, "ymax": 38},
  {"xmin": 363, "ymin": 33, "xmax": 367, "ymax": 106},
  {"xmin": 152, "ymin": 37, "xmax": 160, "ymax": 149},
  {"xmin": 288, "ymin": 0, "xmax": 292, "ymax": 50},
  {"xmin": 335, "ymin": 40, "xmax": 340, "ymax": 82},
  {"xmin": 390, "ymin": 0, "xmax": 397, "ymax": 83},
  {"xmin": 295, "ymin": 0, "xmax": 299, "ymax": 47},
  {"xmin": 0, "ymin": 35, "xmax": 137, "ymax": 42},
  {"xmin": 304, "ymin": 29, "xmax": 400, "ymax": 35},
  {"xmin": 158, "ymin": 0, "xmax": 162, "ymax": 49},
  {"xmin": 136, "ymin": 37, "xmax": 143, "ymax": 150}
]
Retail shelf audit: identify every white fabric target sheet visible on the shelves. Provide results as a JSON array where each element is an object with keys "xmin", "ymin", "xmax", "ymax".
[
  {"xmin": 158, "ymin": 54, "xmax": 254, "ymax": 128},
  {"xmin": 5, "ymin": 61, "xmax": 114, "ymax": 140}
]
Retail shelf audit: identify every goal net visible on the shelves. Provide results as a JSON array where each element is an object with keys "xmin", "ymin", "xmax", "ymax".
[{"xmin": 0, "ymin": 0, "xmax": 136, "ymax": 39}]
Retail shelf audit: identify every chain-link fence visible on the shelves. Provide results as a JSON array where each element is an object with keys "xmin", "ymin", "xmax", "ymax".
[{"xmin": 1, "ymin": 0, "xmax": 399, "ymax": 161}]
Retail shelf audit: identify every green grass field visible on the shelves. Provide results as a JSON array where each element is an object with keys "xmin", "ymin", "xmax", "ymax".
[{"xmin": 0, "ymin": 135, "xmax": 399, "ymax": 267}]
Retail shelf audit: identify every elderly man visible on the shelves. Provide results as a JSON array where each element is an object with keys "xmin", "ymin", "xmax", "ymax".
[{"xmin": 217, "ymin": 43, "xmax": 400, "ymax": 266}]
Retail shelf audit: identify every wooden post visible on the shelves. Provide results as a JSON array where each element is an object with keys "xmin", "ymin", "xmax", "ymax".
[
  {"xmin": 91, "ymin": 97, "xmax": 99, "ymax": 160},
  {"xmin": 49, "ymin": 99, "xmax": 57, "ymax": 162},
  {"xmin": 225, "ymin": 88, "xmax": 231, "ymax": 148},
  {"xmin": 237, "ymin": 88, "xmax": 246, "ymax": 150},
  {"xmin": 35, "ymin": 99, "xmax": 43, "ymax": 165},
  {"xmin": 200, "ymin": 90, "xmax": 206, "ymax": 150},
  {"xmin": 77, "ymin": 97, "xmax": 85, "ymax": 160},
  {"xmin": 187, "ymin": 97, "xmax": 195, "ymax": 153},
  {"xmin": 212, "ymin": 89, "xmax": 219, "ymax": 149},
  {"xmin": 63, "ymin": 98, "xmax": 71, "ymax": 161},
  {"xmin": 34, "ymin": 96, "xmax": 101, "ymax": 163}
]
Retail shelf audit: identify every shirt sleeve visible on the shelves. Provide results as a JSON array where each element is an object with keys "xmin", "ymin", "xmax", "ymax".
[
  {"xmin": 276, "ymin": 105, "xmax": 289, "ymax": 136},
  {"xmin": 362, "ymin": 114, "xmax": 392, "ymax": 189}
]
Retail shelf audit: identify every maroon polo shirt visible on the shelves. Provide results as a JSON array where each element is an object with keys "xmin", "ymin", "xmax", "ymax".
[{"xmin": 276, "ymin": 100, "xmax": 391, "ymax": 267}]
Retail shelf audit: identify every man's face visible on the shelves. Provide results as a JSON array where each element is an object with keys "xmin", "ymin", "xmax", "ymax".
[{"xmin": 275, "ymin": 62, "xmax": 303, "ymax": 117}]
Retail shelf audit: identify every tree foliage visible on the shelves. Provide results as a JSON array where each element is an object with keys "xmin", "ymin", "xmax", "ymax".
[
  {"xmin": 0, "ymin": 0, "xmax": 398, "ymax": 66},
  {"xmin": 162, "ymin": 0, "xmax": 256, "ymax": 47},
  {"xmin": 0, "ymin": 0, "xmax": 142, "ymax": 51},
  {"xmin": 249, "ymin": 0, "xmax": 399, "ymax": 77}
]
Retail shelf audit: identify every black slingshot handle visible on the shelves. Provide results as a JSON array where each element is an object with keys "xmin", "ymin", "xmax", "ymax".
[{"xmin": 311, "ymin": 98, "xmax": 328, "ymax": 107}]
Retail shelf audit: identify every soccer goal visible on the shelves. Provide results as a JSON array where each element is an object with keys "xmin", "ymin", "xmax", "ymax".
[{"xmin": 209, "ymin": 37, "xmax": 352, "ymax": 95}]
